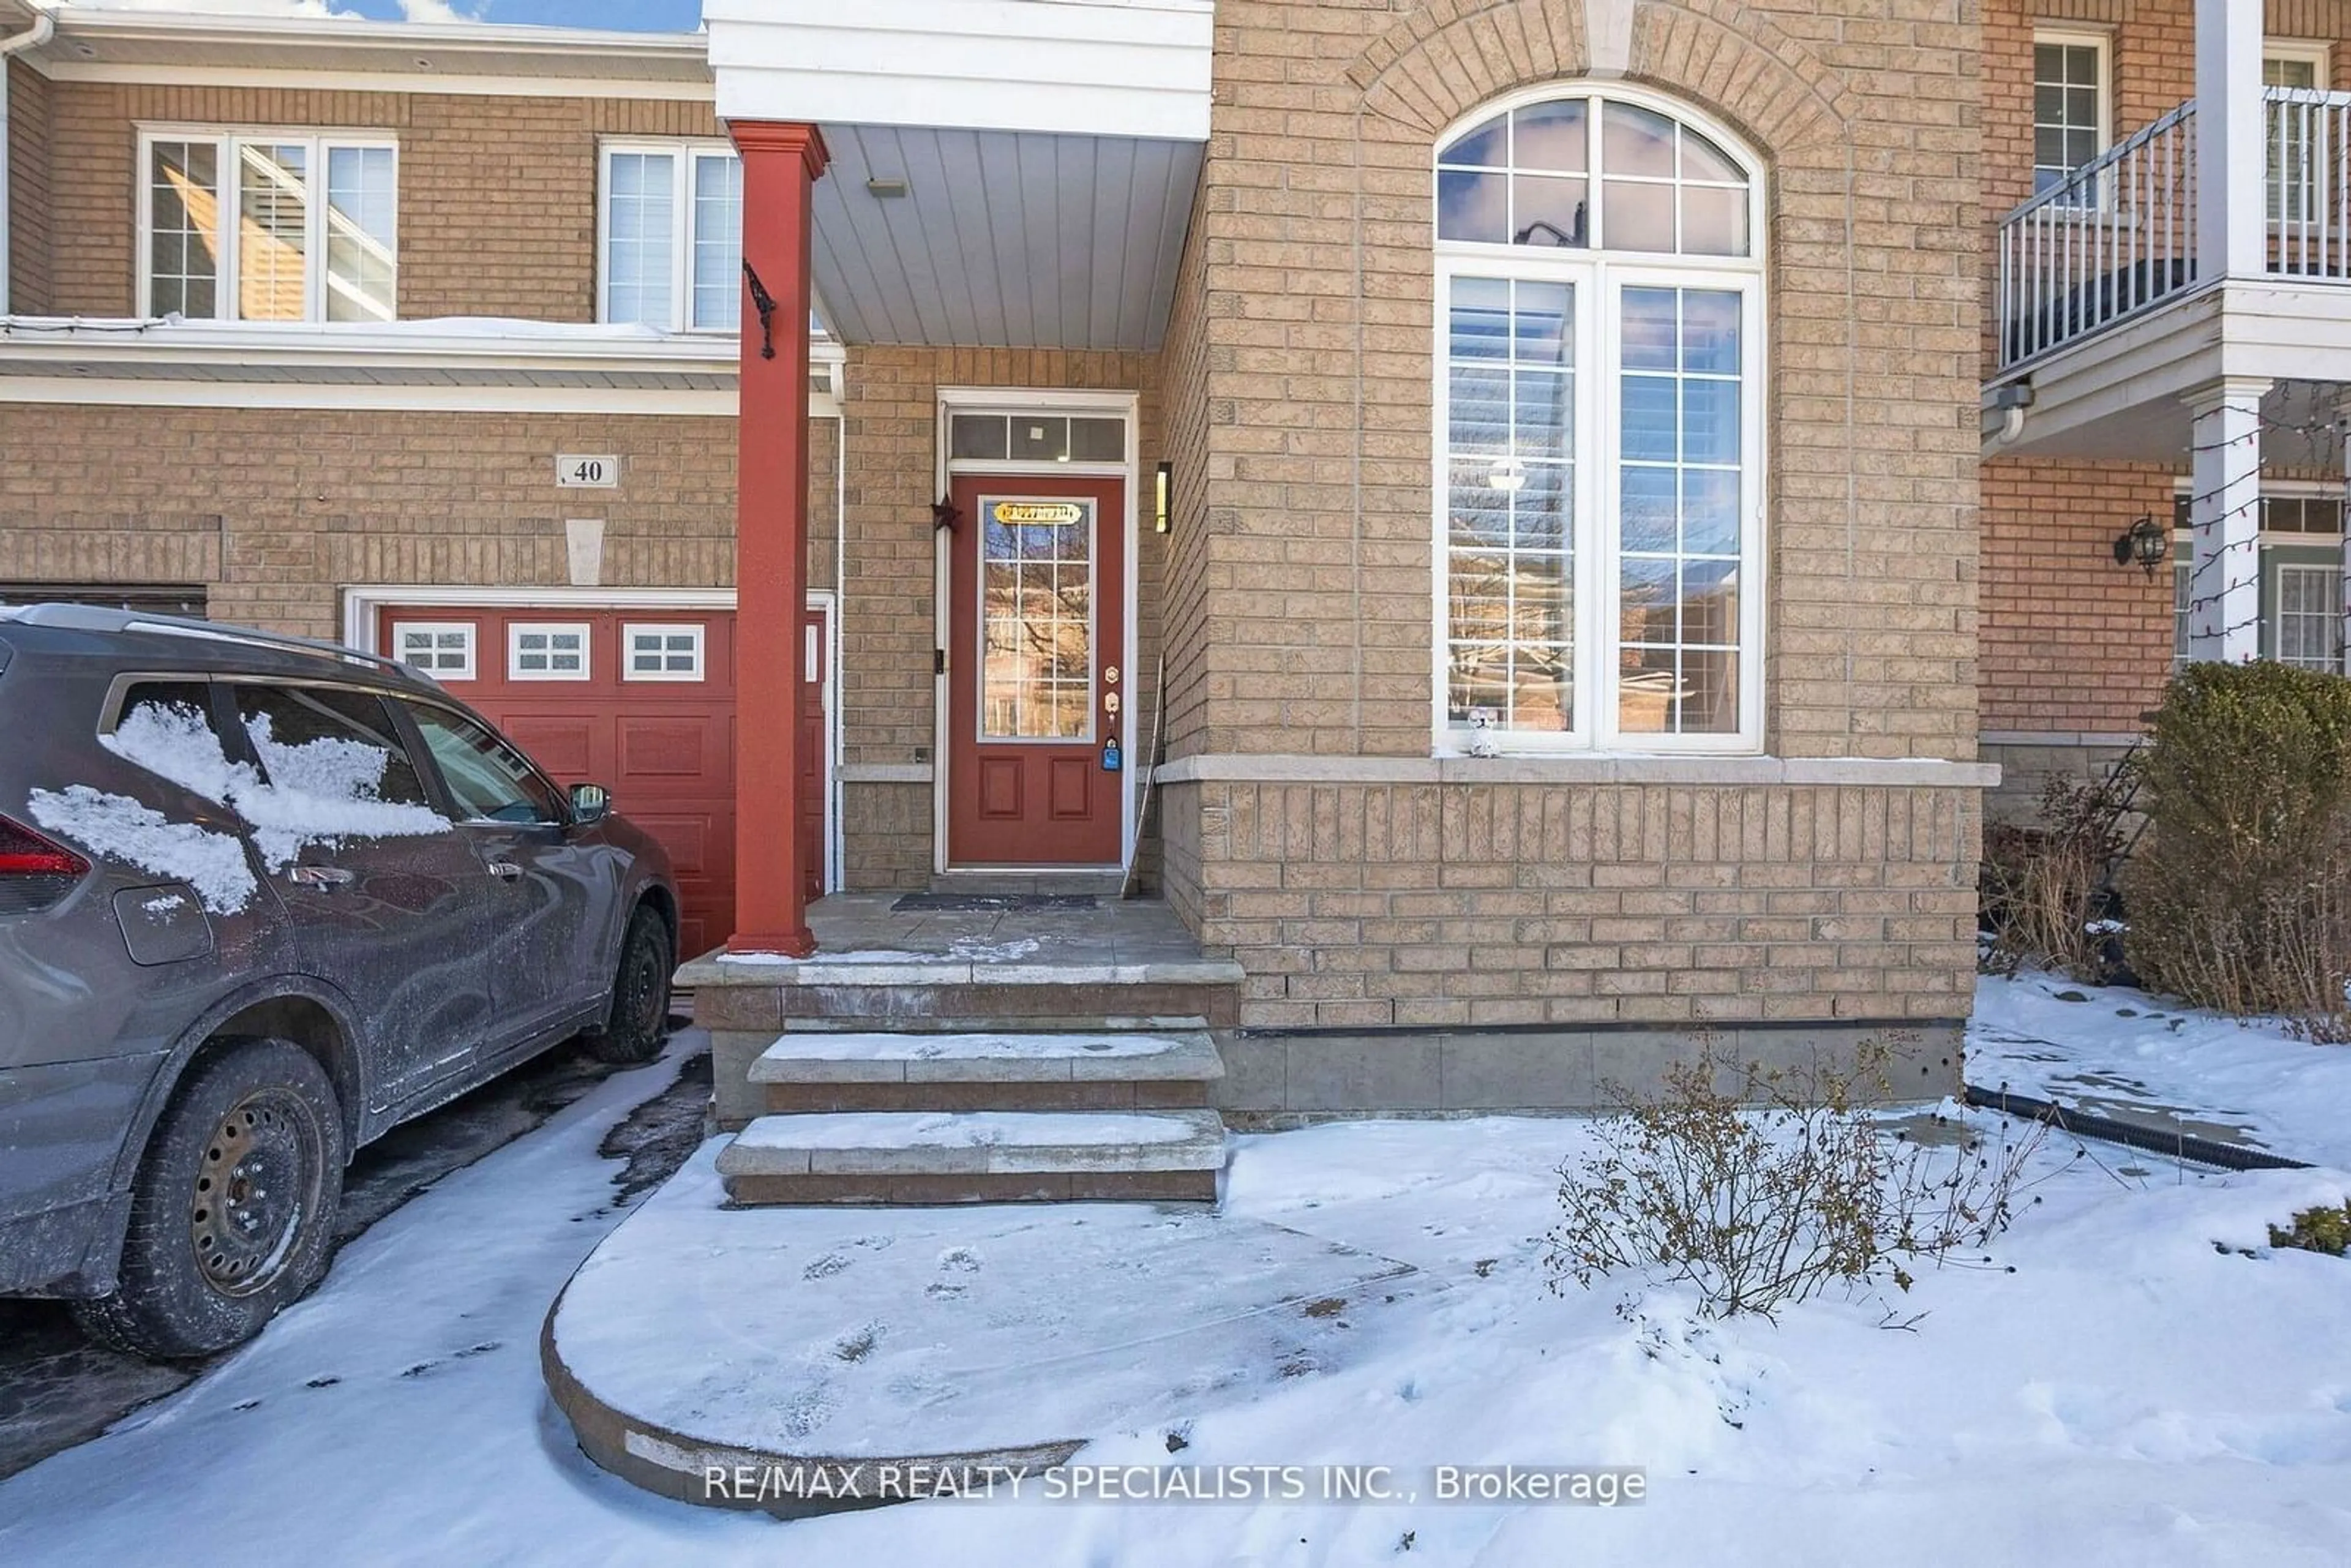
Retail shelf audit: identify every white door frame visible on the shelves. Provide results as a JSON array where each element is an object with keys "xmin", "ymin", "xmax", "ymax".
[
  {"xmin": 341, "ymin": 583, "xmax": 842, "ymax": 893},
  {"xmin": 931, "ymin": 387, "xmax": 1142, "ymax": 876}
]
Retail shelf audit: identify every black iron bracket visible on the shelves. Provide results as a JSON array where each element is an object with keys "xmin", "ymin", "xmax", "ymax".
[{"xmin": 741, "ymin": 260, "xmax": 778, "ymax": 360}]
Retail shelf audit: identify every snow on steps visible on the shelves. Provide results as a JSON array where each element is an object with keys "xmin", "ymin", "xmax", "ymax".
[
  {"xmin": 716, "ymin": 1109, "xmax": 1226, "ymax": 1206},
  {"xmin": 746, "ymin": 1028, "xmax": 1226, "ymax": 1084}
]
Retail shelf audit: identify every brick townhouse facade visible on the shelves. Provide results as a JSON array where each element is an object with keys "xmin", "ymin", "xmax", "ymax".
[{"xmin": 4, "ymin": 0, "xmax": 2333, "ymax": 1109}]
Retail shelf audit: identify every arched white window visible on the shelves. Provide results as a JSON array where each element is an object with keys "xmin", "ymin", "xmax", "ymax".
[{"xmin": 1434, "ymin": 87, "xmax": 1766, "ymax": 753}]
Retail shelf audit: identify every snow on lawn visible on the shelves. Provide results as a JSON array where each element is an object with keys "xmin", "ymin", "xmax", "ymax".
[
  {"xmin": 3, "ymin": 1046, "xmax": 2349, "ymax": 1566},
  {"xmin": 1972, "ymin": 970, "xmax": 2351, "ymax": 1171}
]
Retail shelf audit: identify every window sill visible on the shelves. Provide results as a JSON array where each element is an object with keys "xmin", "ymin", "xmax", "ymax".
[{"xmin": 1152, "ymin": 753, "xmax": 2000, "ymax": 789}]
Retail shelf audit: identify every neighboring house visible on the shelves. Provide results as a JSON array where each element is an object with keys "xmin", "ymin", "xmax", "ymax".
[
  {"xmin": 8, "ymin": 0, "xmax": 2302, "ymax": 1109},
  {"xmin": 1982, "ymin": 0, "xmax": 2351, "ymax": 814}
]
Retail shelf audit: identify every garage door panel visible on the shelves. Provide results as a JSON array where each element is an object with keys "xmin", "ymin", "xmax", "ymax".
[
  {"xmin": 380, "ymin": 602, "xmax": 825, "ymax": 955},
  {"xmin": 497, "ymin": 715, "xmax": 599, "ymax": 778}
]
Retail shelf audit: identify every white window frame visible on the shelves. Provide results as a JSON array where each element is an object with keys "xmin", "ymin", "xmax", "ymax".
[
  {"xmin": 2030, "ymin": 30, "xmax": 2112, "ymax": 203},
  {"xmin": 2264, "ymin": 40, "xmax": 2334, "ymax": 225},
  {"xmin": 2274, "ymin": 563, "xmax": 2344, "ymax": 671},
  {"xmin": 1430, "ymin": 83, "xmax": 1768, "ymax": 757},
  {"xmin": 2264, "ymin": 39, "xmax": 2333, "ymax": 88},
  {"xmin": 621, "ymin": 621, "xmax": 707, "ymax": 682},
  {"xmin": 508, "ymin": 621, "xmax": 593, "ymax": 683},
  {"xmin": 136, "ymin": 126, "xmax": 399, "ymax": 323},
  {"xmin": 597, "ymin": 140, "xmax": 741, "ymax": 334},
  {"xmin": 391, "ymin": 620, "xmax": 476, "ymax": 681}
]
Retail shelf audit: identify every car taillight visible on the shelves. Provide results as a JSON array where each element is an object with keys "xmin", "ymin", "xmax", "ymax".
[{"xmin": 0, "ymin": 813, "xmax": 88, "ymax": 914}]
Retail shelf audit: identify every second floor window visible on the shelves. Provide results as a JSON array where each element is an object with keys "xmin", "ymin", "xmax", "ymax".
[
  {"xmin": 141, "ymin": 130, "xmax": 397, "ymax": 323},
  {"xmin": 2032, "ymin": 32, "xmax": 2107, "ymax": 199},
  {"xmin": 599, "ymin": 143, "xmax": 742, "ymax": 332}
]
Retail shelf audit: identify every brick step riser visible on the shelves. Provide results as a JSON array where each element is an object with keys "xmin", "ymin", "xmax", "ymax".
[
  {"xmin": 760, "ymin": 1081, "xmax": 1216, "ymax": 1116},
  {"xmin": 721, "ymin": 1170, "xmax": 1219, "ymax": 1206}
]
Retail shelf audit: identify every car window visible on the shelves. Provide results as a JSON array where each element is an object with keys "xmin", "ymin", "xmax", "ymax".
[
  {"xmin": 230, "ymin": 684, "xmax": 432, "ymax": 808},
  {"xmin": 399, "ymin": 703, "xmax": 565, "ymax": 825},
  {"xmin": 113, "ymin": 680, "xmax": 215, "ymax": 737}
]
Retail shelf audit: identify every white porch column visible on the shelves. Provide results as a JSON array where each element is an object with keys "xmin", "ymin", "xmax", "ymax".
[
  {"xmin": 2184, "ymin": 377, "xmax": 2270, "ymax": 663},
  {"xmin": 2196, "ymin": 0, "xmax": 2267, "ymax": 280}
]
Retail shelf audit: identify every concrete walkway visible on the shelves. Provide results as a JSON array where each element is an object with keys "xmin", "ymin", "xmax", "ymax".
[{"xmin": 542, "ymin": 1141, "xmax": 1440, "ymax": 1515}]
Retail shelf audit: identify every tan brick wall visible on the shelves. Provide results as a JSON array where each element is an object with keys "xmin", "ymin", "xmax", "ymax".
[
  {"xmin": 29, "ymin": 83, "xmax": 719, "ymax": 321},
  {"xmin": 1147, "ymin": 1, "xmax": 1987, "ymax": 1029},
  {"xmin": 7, "ymin": 58, "xmax": 50, "ymax": 315},
  {"xmin": 0, "ymin": 404, "xmax": 746, "ymax": 634},
  {"xmin": 1159, "ymin": 0, "xmax": 1982, "ymax": 765},
  {"xmin": 1178, "ymin": 778, "xmax": 1980, "ymax": 1029},
  {"xmin": 1979, "ymin": 2, "xmax": 2351, "ymax": 742}
]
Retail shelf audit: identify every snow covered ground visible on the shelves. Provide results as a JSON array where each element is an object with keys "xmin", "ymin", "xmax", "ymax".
[
  {"xmin": 2, "ymin": 986, "xmax": 2348, "ymax": 1566},
  {"xmin": 1973, "ymin": 969, "xmax": 2351, "ymax": 1171}
]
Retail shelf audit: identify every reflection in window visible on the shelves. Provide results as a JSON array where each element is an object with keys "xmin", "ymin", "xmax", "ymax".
[
  {"xmin": 141, "ymin": 132, "xmax": 397, "ymax": 322},
  {"xmin": 980, "ymin": 498, "xmax": 1093, "ymax": 740},
  {"xmin": 1436, "ymin": 92, "xmax": 1761, "ymax": 751},
  {"xmin": 1437, "ymin": 94, "xmax": 1749, "ymax": 256}
]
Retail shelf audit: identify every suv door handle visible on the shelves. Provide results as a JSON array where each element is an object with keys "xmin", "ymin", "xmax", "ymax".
[
  {"xmin": 487, "ymin": 860, "xmax": 523, "ymax": 881},
  {"xmin": 285, "ymin": 865, "xmax": 356, "ymax": 889}
]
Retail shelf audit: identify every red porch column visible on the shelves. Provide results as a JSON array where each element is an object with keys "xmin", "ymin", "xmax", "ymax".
[{"xmin": 726, "ymin": 119, "xmax": 828, "ymax": 956}]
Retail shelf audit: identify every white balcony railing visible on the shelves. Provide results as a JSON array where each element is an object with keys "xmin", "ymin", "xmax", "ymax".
[
  {"xmin": 1996, "ymin": 87, "xmax": 2351, "ymax": 371},
  {"xmin": 1997, "ymin": 104, "xmax": 2197, "ymax": 369}
]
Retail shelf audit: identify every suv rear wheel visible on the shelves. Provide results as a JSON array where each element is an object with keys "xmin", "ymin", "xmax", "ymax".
[
  {"xmin": 581, "ymin": 905, "xmax": 672, "ymax": 1065},
  {"xmin": 73, "ymin": 1038, "xmax": 345, "ymax": 1360}
]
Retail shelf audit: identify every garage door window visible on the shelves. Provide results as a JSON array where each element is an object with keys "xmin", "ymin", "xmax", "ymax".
[
  {"xmin": 623, "ymin": 623, "xmax": 704, "ymax": 681},
  {"xmin": 392, "ymin": 621, "xmax": 475, "ymax": 680},
  {"xmin": 509, "ymin": 623, "xmax": 591, "ymax": 681}
]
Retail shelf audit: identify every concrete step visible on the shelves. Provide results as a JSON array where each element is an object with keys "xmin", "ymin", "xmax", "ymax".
[
  {"xmin": 716, "ymin": 1109, "xmax": 1226, "ymax": 1206},
  {"xmin": 748, "ymin": 1027, "xmax": 1225, "ymax": 1115}
]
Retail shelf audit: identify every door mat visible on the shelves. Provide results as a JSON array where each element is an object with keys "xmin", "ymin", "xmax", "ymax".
[{"xmin": 890, "ymin": 893, "xmax": 1101, "ymax": 913}]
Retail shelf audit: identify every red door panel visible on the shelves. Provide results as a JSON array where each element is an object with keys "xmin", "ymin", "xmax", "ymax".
[
  {"xmin": 945, "ymin": 475, "xmax": 1125, "ymax": 866},
  {"xmin": 376, "ymin": 602, "xmax": 829, "ymax": 961}
]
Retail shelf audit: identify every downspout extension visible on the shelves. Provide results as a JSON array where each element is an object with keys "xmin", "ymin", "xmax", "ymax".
[
  {"xmin": 1990, "ymin": 380, "xmax": 2034, "ymax": 448},
  {"xmin": 0, "ymin": 6, "xmax": 59, "ymax": 318}
]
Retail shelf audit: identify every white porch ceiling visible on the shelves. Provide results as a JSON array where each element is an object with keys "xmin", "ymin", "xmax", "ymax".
[{"xmin": 810, "ymin": 125, "xmax": 1200, "ymax": 353}]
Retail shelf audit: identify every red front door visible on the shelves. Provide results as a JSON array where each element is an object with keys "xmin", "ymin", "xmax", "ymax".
[{"xmin": 946, "ymin": 474, "xmax": 1127, "ymax": 866}]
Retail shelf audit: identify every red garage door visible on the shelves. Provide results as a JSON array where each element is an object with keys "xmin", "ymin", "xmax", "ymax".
[{"xmin": 377, "ymin": 602, "xmax": 827, "ymax": 961}]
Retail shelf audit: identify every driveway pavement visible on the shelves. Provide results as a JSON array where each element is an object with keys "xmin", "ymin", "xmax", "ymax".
[{"xmin": 0, "ymin": 1032, "xmax": 711, "ymax": 1480}]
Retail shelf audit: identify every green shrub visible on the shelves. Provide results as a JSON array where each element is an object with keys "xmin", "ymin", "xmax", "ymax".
[
  {"xmin": 2269, "ymin": 1201, "xmax": 2351, "ymax": 1256},
  {"xmin": 2123, "ymin": 661, "xmax": 2351, "ymax": 1040}
]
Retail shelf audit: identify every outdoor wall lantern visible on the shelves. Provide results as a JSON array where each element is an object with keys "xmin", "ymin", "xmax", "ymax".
[
  {"xmin": 1154, "ymin": 461, "xmax": 1172, "ymax": 535},
  {"xmin": 2112, "ymin": 515, "xmax": 2169, "ymax": 576}
]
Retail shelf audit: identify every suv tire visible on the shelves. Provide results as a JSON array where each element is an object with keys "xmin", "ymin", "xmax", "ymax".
[
  {"xmin": 73, "ymin": 1037, "xmax": 346, "ymax": 1361},
  {"xmin": 582, "ymin": 905, "xmax": 672, "ymax": 1065}
]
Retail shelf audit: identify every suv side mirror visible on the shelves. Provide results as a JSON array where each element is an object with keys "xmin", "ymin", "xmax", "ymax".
[{"xmin": 569, "ymin": 782, "xmax": 611, "ymax": 825}]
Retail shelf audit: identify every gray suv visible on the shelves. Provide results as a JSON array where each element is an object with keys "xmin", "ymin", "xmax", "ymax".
[{"xmin": 0, "ymin": 606, "xmax": 680, "ymax": 1358}]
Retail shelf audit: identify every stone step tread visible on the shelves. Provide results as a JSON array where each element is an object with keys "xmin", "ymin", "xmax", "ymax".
[
  {"xmin": 678, "ymin": 951, "xmax": 1245, "ymax": 989},
  {"xmin": 746, "ymin": 1029, "xmax": 1225, "ymax": 1085},
  {"xmin": 716, "ymin": 1109, "xmax": 1227, "ymax": 1177}
]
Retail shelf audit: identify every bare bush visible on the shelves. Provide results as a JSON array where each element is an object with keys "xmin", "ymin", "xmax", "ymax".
[
  {"xmin": 1546, "ymin": 1040, "xmax": 2044, "ymax": 1321},
  {"xmin": 1979, "ymin": 771, "xmax": 2134, "ymax": 982}
]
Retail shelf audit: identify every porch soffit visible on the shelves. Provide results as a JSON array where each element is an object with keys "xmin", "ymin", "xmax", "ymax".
[{"xmin": 707, "ymin": 1, "xmax": 1212, "ymax": 353}]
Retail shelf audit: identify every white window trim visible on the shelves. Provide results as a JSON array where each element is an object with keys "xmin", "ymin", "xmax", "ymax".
[
  {"xmin": 597, "ymin": 139, "xmax": 740, "ymax": 335},
  {"xmin": 391, "ymin": 620, "xmax": 476, "ymax": 681},
  {"xmin": 2273, "ymin": 561, "xmax": 2344, "ymax": 670},
  {"xmin": 2265, "ymin": 39, "xmax": 2333, "ymax": 85},
  {"xmin": 621, "ymin": 621, "xmax": 707, "ymax": 682},
  {"xmin": 508, "ymin": 621, "xmax": 593, "ymax": 682},
  {"xmin": 1429, "ymin": 83, "xmax": 1768, "ymax": 757},
  {"xmin": 2030, "ymin": 29, "xmax": 2113, "ymax": 198},
  {"xmin": 136, "ymin": 124, "xmax": 399, "ymax": 323}
]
